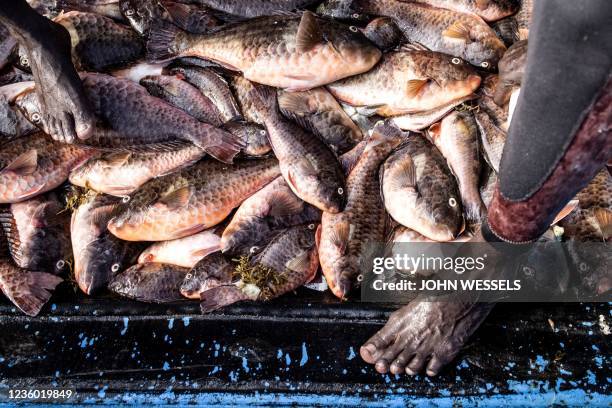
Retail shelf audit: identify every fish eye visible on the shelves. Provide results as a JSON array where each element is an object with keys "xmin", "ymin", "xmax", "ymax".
[
  {"xmin": 357, "ymin": 274, "xmax": 364, "ymax": 282},
  {"xmin": 259, "ymin": 129, "xmax": 267, "ymax": 136},
  {"xmin": 481, "ymin": 61, "xmax": 490, "ymax": 68},
  {"xmin": 186, "ymin": 273, "xmax": 192, "ymax": 280},
  {"xmin": 111, "ymin": 263, "xmax": 121, "ymax": 272},
  {"xmin": 121, "ymin": 196, "xmax": 130, "ymax": 203},
  {"xmin": 249, "ymin": 246, "xmax": 259, "ymax": 254},
  {"xmin": 351, "ymin": 13, "xmax": 361, "ymax": 19},
  {"xmin": 449, "ymin": 197, "xmax": 457, "ymax": 207},
  {"xmin": 579, "ymin": 262, "xmax": 588, "ymax": 272},
  {"xmin": 349, "ymin": 26, "xmax": 359, "ymax": 33},
  {"xmin": 31, "ymin": 112, "xmax": 42, "ymax": 123},
  {"xmin": 56, "ymin": 260, "xmax": 65, "ymax": 269},
  {"xmin": 337, "ymin": 187, "xmax": 344, "ymax": 195},
  {"xmin": 20, "ymin": 56, "xmax": 29, "ymax": 66},
  {"xmin": 522, "ymin": 266, "xmax": 535, "ymax": 277},
  {"xmin": 308, "ymin": 223, "xmax": 315, "ymax": 230},
  {"xmin": 125, "ymin": 8, "xmax": 135, "ymax": 16},
  {"xmin": 451, "ymin": 57, "xmax": 461, "ymax": 65}
]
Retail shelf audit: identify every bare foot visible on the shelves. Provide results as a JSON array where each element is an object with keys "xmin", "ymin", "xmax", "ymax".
[
  {"xmin": 25, "ymin": 19, "xmax": 94, "ymax": 143},
  {"xmin": 360, "ymin": 299, "xmax": 494, "ymax": 376}
]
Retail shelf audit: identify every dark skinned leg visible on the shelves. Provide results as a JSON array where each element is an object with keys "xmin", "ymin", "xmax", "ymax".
[
  {"xmin": 360, "ymin": 0, "xmax": 612, "ymax": 376},
  {"xmin": 0, "ymin": 0, "xmax": 94, "ymax": 142}
]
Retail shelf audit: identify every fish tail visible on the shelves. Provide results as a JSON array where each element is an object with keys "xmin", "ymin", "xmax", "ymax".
[
  {"xmin": 199, "ymin": 285, "xmax": 249, "ymax": 313},
  {"xmin": 195, "ymin": 126, "xmax": 245, "ymax": 164},
  {"xmin": 250, "ymin": 84, "xmax": 279, "ymax": 120},
  {"xmin": 1, "ymin": 270, "xmax": 62, "ymax": 316},
  {"xmin": 464, "ymin": 199, "xmax": 486, "ymax": 224},
  {"xmin": 147, "ymin": 20, "xmax": 186, "ymax": 61},
  {"xmin": 365, "ymin": 121, "xmax": 405, "ymax": 152}
]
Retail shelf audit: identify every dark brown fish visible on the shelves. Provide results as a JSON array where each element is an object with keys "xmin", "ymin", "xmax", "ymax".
[
  {"xmin": 222, "ymin": 122, "xmax": 271, "ymax": 156},
  {"xmin": 362, "ymin": 17, "xmax": 403, "ymax": 51},
  {"xmin": 318, "ymin": 123, "xmax": 404, "ymax": 299},
  {"xmin": 147, "ymin": 12, "xmax": 381, "ymax": 91},
  {"xmin": 53, "ymin": 11, "xmax": 144, "ymax": 72},
  {"xmin": 15, "ymin": 73, "xmax": 243, "ymax": 162},
  {"xmin": 190, "ymin": 0, "xmax": 321, "ymax": 19},
  {"xmin": 0, "ymin": 193, "xmax": 71, "ymax": 275},
  {"xmin": 109, "ymin": 262, "xmax": 189, "ymax": 303},
  {"xmin": 140, "ymin": 74, "xmax": 224, "ymax": 126},
  {"xmin": 428, "ymin": 110, "xmax": 485, "ymax": 223},
  {"xmin": 180, "ymin": 251, "xmax": 234, "ymax": 299},
  {"xmin": 382, "ymin": 133, "xmax": 463, "ymax": 241},
  {"xmin": 251, "ymin": 85, "xmax": 346, "ymax": 213},
  {"xmin": 353, "ymin": 0, "xmax": 506, "ymax": 68},
  {"xmin": 0, "ymin": 133, "xmax": 96, "ymax": 204},
  {"xmin": 221, "ymin": 176, "xmax": 321, "ymax": 256},
  {"xmin": 0, "ymin": 257, "xmax": 62, "ymax": 316},
  {"xmin": 71, "ymin": 193, "xmax": 143, "ymax": 294},
  {"xmin": 200, "ymin": 224, "xmax": 318, "ymax": 312},
  {"xmin": 327, "ymin": 49, "xmax": 481, "ymax": 116},
  {"xmin": 168, "ymin": 66, "xmax": 242, "ymax": 123},
  {"xmin": 108, "ymin": 157, "xmax": 281, "ymax": 241},
  {"xmin": 277, "ymin": 87, "xmax": 363, "ymax": 154}
]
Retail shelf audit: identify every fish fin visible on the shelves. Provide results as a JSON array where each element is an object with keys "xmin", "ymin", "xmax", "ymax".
[
  {"xmin": 593, "ymin": 208, "xmax": 612, "ymax": 240},
  {"xmin": 103, "ymin": 151, "xmax": 132, "ymax": 167},
  {"xmin": 197, "ymin": 127, "xmax": 244, "ymax": 164},
  {"xmin": 286, "ymin": 170, "xmax": 300, "ymax": 194},
  {"xmin": 329, "ymin": 221, "xmax": 350, "ymax": 255},
  {"xmin": 191, "ymin": 246, "xmax": 218, "ymax": 258},
  {"xmin": 163, "ymin": 1, "xmax": 193, "ymax": 29},
  {"xmin": 551, "ymin": 199, "xmax": 579, "ymax": 225},
  {"xmin": 146, "ymin": 20, "xmax": 185, "ymax": 61},
  {"xmin": 200, "ymin": 284, "xmax": 249, "ymax": 313},
  {"xmin": 267, "ymin": 191, "xmax": 304, "ymax": 217},
  {"xmin": 1, "ymin": 149, "xmax": 38, "ymax": 176},
  {"xmin": 427, "ymin": 122, "xmax": 441, "ymax": 141},
  {"xmin": 90, "ymin": 204, "xmax": 118, "ymax": 228},
  {"xmin": 159, "ymin": 186, "xmax": 192, "ymax": 210},
  {"xmin": 391, "ymin": 155, "xmax": 417, "ymax": 191},
  {"xmin": 315, "ymin": 224, "xmax": 322, "ymax": 250},
  {"xmin": 443, "ymin": 22, "xmax": 472, "ymax": 42},
  {"xmin": 400, "ymin": 42, "xmax": 429, "ymax": 52},
  {"xmin": 285, "ymin": 250, "xmax": 311, "ymax": 273},
  {"xmin": 250, "ymin": 83, "xmax": 279, "ymax": 119},
  {"xmin": 355, "ymin": 105, "xmax": 384, "ymax": 117},
  {"xmin": 15, "ymin": 184, "xmax": 46, "ymax": 202},
  {"xmin": 295, "ymin": 11, "xmax": 323, "ymax": 53},
  {"xmin": 405, "ymin": 79, "xmax": 429, "ymax": 98},
  {"xmin": 31, "ymin": 202, "xmax": 64, "ymax": 227},
  {"xmin": 340, "ymin": 138, "xmax": 369, "ymax": 175},
  {"xmin": 171, "ymin": 224, "xmax": 205, "ymax": 239},
  {"xmin": 277, "ymin": 92, "xmax": 313, "ymax": 116},
  {"xmin": 1, "ymin": 268, "xmax": 62, "ymax": 316}
]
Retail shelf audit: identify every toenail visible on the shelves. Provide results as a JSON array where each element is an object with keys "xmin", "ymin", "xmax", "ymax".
[
  {"xmin": 405, "ymin": 367, "xmax": 416, "ymax": 375},
  {"xmin": 426, "ymin": 369, "xmax": 437, "ymax": 377}
]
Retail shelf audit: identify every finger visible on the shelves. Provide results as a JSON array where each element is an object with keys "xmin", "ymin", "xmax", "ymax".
[{"xmin": 61, "ymin": 112, "xmax": 77, "ymax": 144}]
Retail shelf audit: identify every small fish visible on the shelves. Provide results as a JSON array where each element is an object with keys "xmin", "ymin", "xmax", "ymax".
[
  {"xmin": 318, "ymin": 123, "xmax": 404, "ymax": 299},
  {"xmin": 362, "ymin": 17, "xmax": 403, "ymax": 51},
  {"xmin": 109, "ymin": 262, "xmax": 189, "ymax": 303},
  {"xmin": 428, "ymin": 111, "xmax": 485, "ymax": 223},
  {"xmin": 406, "ymin": 0, "xmax": 519, "ymax": 22},
  {"xmin": 180, "ymin": 251, "xmax": 234, "ymax": 298},
  {"xmin": 391, "ymin": 94, "xmax": 475, "ymax": 131},
  {"xmin": 221, "ymin": 176, "xmax": 321, "ymax": 256},
  {"xmin": 138, "ymin": 228, "xmax": 222, "ymax": 268},
  {"xmin": 0, "ymin": 193, "xmax": 71, "ymax": 274},
  {"xmin": 200, "ymin": 224, "xmax": 318, "ymax": 312},
  {"xmin": 251, "ymin": 84, "xmax": 346, "ymax": 213},
  {"xmin": 168, "ymin": 66, "xmax": 242, "ymax": 123},
  {"xmin": 474, "ymin": 110, "xmax": 507, "ymax": 172},
  {"xmin": 108, "ymin": 157, "xmax": 280, "ymax": 241},
  {"xmin": 71, "ymin": 193, "xmax": 141, "ymax": 294},
  {"xmin": 53, "ymin": 11, "xmax": 144, "ymax": 72},
  {"xmin": 327, "ymin": 49, "xmax": 481, "ymax": 116},
  {"xmin": 146, "ymin": 11, "xmax": 381, "ymax": 91},
  {"xmin": 69, "ymin": 144, "xmax": 205, "ymax": 197},
  {"xmin": 15, "ymin": 73, "xmax": 243, "ymax": 162},
  {"xmin": 352, "ymin": 0, "xmax": 506, "ymax": 68},
  {"xmin": 0, "ymin": 257, "xmax": 62, "ymax": 316},
  {"xmin": 140, "ymin": 74, "xmax": 224, "ymax": 126},
  {"xmin": 222, "ymin": 122, "xmax": 271, "ymax": 156},
  {"xmin": 495, "ymin": 40, "xmax": 528, "ymax": 106},
  {"xmin": 382, "ymin": 133, "xmax": 463, "ymax": 241},
  {"xmin": 277, "ymin": 87, "xmax": 363, "ymax": 154},
  {"xmin": 190, "ymin": 0, "xmax": 321, "ymax": 19},
  {"xmin": 0, "ymin": 133, "xmax": 96, "ymax": 204}
]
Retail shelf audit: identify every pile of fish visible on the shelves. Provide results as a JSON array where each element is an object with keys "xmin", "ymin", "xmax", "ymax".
[{"xmin": 0, "ymin": 0, "xmax": 608, "ymax": 317}]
